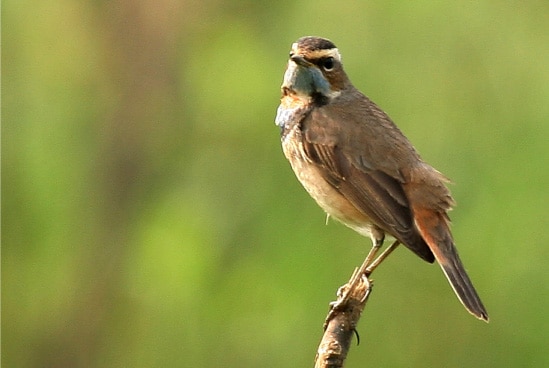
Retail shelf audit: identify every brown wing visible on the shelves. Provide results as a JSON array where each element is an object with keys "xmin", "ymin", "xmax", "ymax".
[{"xmin": 301, "ymin": 97, "xmax": 435, "ymax": 262}]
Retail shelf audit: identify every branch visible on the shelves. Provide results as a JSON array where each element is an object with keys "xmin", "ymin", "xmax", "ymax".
[
  {"xmin": 314, "ymin": 240, "xmax": 399, "ymax": 368},
  {"xmin": 314, "ymin": 271, "xmax": 372, "ymax": 368}
]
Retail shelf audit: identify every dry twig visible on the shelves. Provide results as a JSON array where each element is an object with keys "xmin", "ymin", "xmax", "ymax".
[{"xmin": 314, "ymin": 240, "xmax": 400, "ymax": 368}]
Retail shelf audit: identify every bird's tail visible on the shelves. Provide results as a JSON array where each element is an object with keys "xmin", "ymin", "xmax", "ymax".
[{"xmin": 413, "ymin": 206, "xmax": 489, "ymax": 322}]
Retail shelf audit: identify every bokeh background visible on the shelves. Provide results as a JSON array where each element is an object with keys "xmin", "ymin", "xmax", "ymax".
[{"xmin": 3, "ymin": 1, "xmax": 549, "ymax": 367}]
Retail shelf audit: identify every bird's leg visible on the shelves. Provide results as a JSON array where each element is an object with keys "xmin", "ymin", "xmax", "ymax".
[
  {"xmin": 365, "ymin": 240, "xmax": 400, "ymax": 276},
  {"xmin": 327, "ymin": 237, "xmax": 384, "ymax": 314},
  {"xmin": 322, "ymin": 240, "xmax": 403, "ymax": 330},
  {"xmin": 362, "ymin": 235, "xmax": 385, "ymax": 271},
  {"xmin": 324, "ymin": 239, "xmax": 382, "ymax": 328}
]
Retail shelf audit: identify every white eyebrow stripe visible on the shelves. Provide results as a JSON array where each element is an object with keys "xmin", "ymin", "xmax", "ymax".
[
  {"xmin": 290, "ymin": 44, "xmax": 342, "ymax": 62},
  {"xmin": 307, "ymin": 48, "xmax": 341, "ymax": 61}
]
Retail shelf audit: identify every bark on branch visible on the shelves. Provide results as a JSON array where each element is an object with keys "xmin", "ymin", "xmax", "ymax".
[
  {"xmin": 314, "ymin": 271, "xmax": 372, "ymax": 368},
  {"xmin": 314, "ymin": 240, "xmax": 399, "ymax": 368}
]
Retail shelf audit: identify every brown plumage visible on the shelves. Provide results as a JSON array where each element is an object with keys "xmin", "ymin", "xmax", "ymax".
[{"xmin": 276, "ymin": 36, "xmax": 488, "ymax": 321}]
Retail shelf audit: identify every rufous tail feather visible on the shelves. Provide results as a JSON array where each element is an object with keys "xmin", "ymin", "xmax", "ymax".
[{"xmin": 413, "ymin": 206, "xmax": 489, "ymax": 322}]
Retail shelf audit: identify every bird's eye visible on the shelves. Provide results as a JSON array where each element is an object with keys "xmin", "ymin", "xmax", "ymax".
[{"xmin": 322, "ymin": 57, "xmax": 335, "ymax": 71}]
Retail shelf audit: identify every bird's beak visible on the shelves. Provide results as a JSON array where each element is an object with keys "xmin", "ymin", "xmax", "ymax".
[{"xmin": 290, "ymin": 55, "xmax": 311, "ymax": 67}]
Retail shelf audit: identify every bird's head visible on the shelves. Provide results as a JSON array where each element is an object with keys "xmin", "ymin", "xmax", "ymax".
[{"xmin": 281, "ymin": 36, "xmax": 350, "ymax": 105}]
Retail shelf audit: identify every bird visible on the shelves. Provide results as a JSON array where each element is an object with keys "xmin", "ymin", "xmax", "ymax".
[{"xmin": 275, "ymin": 36, "xmax": 488, "ymax": 321}]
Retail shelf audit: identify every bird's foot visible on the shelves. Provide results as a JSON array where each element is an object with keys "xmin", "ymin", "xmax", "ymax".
[{"xmin": 324, "ymin": 273, "xmax": 371, "ymax": 329}]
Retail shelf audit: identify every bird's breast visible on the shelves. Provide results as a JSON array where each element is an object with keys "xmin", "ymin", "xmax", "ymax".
[
  {"xmin": 275, "ymin": 94, "xmax": 311, "ymax": 130},
  {"xmin": 281, "ymin": 125, "xmax": 375, "ymax": 238}
]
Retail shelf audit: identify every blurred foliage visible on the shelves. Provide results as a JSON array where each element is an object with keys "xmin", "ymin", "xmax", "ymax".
[{"xmin": 3, "ymin": 0, "xmax": 549, "ymax": 367}]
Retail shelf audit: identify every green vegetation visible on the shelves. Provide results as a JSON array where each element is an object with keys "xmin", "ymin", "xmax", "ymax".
[{"xmin": 3, "ymin": 1, "xmax": 549, "ymax": 367}]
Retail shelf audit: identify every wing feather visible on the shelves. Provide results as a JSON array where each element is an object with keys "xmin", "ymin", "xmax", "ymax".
[{"xmin": 301, "ymin": 102, "xmax": 435, "ymax": 262}]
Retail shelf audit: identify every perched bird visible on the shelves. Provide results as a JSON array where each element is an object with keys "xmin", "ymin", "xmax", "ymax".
[{"xmin": 275, "ymin": 36, "xmax": 488, "ymax": 321}]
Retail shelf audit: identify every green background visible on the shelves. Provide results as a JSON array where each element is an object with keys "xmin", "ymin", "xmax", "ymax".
[{"xmin": 4, "ymin": 1, "xmax": 549, "ymax": 367}]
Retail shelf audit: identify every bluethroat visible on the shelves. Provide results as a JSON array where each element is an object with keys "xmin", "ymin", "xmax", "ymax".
[{"xmin": 275, "ymin": 36, "xmax": 488, "ymax": 321}]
